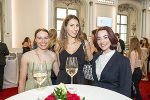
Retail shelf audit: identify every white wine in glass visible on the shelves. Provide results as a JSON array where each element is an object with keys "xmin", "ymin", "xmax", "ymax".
[
  {"xmin": 33, "ymin": 73, "xmax": 47, "ymax": 86},
  {"xmin": 33, "ymin": 63, "xmax": 48, "ymax": 88},
  {"xmin": 32, "ymin": 63, "xmax": 48, "ymax": 100},
  {"xmin": 66, "ymin": 57, "xmax": 78, "ymax": 84}
]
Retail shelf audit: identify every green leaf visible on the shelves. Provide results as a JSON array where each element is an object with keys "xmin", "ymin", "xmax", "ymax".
[{"xmin": 82, "ymin": 97, "xmax": 85, "ymax": 100}]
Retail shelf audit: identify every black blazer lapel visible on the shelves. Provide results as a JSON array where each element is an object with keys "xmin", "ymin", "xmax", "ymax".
[
  {"xmin": 99, "ymin": 51, "xmax": 119, "ymax": 80},
  {"xmin": 92, "ymin": 52, "xmax": 102, "ymax": 81}
]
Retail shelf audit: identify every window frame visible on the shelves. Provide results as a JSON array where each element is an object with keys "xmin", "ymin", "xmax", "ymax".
[
  {"xmin": 55, "ymin": 7, "xmax": 78, "ymax": 38},
  {"xmin": 117, "ymin": 14, "xmax": 128, "ymax": 43}
]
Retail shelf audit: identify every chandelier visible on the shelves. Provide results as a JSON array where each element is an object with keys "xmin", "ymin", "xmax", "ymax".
[{"xmin": 58, "ymin": 0, "xmax": 81, "ymax": 6}]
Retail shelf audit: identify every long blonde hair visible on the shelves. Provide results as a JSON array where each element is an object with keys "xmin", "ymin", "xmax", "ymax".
[
  {"xmin": 128, "ymin": 37, "xmax": 142, "ymax": 59},
  {"xmin": 48, "ymin": 28, "xmax": 57, "ymax": 48}
]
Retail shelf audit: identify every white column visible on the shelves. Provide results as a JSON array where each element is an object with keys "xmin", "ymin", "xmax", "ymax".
[
  {"xmin": 3, "ymin": 0, "xmax": 12, "ymax": 50},
  {"xmin": 88, "ymin": 0, "xmax": 94, "ymax": 37},
  {"xmin": 48, "ymin": 0, "xmax": 54, "ymax": 29},
  {"xmin": 139, "ymin": 10, "xmax": 143, "ymax": 39},
  {"xmin": 142, "ymin": 9, "xmax": 146, "ymax": 37},
  {"xmin": 146, "ymin": 0, "xmax": 150, "ymax": 41},
  {"xmin": 141, "ymin": 0, "xmax": 147, "ymax": 37}
]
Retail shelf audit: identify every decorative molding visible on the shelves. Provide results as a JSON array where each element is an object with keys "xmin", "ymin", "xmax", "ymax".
[
  {"xmin": 118, "ymin": 4, "xmax": 135, "ymax": 12},
  {"xmin": 57, "ymin": 0, "xmax": 81, "ymax": 6},
  {"xmin": 96, "ymin": 0, "xmax": 115, "ymax": 5}
]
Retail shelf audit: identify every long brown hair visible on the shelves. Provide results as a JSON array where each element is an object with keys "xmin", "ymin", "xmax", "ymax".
[
  {"xmin": 142, "ymin": 37, "xmax": 149, "ymax": 48},
  {"xmin": 58, "ymin": 15, "xmax": 82, "ymax": 52},
  {"xmin": 128, "ymin": 37, "xmax": 142, "ymax": 59}
]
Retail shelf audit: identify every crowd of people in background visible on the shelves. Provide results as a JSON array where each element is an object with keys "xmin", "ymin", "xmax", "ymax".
[{"xmin": 1, "ymin": 14, "xmax": 150, "ymax": 99}]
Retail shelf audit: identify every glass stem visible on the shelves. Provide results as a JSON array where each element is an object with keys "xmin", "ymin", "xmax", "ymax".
[
  {"xmin": 71, "ymin": 77, "xmax": 73, "ymax": 84},
  {"xmin": 39, "ymin": 84, "xmax": 41, "ymax": 88}
]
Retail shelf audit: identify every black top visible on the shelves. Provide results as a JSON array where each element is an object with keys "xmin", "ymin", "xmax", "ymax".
[
  {"xmin": 23, "ymin": 46, "xmax": 30, "ymax": 54},
  {"xmin": 56, "ymin": 43, "xmax": 86, "ymax": 84}
]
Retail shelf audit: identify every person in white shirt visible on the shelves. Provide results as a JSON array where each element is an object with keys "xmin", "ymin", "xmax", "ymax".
[{"xmin": 92, "ymin": 26, "xmax": 132, "ymax": 98}]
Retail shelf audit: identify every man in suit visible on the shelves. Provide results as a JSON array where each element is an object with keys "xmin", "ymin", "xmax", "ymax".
[
  {"xmin": 0, "ymin": 42, "xmax": 9, "ymax": 92},
  {"xmin": 115, "ymin": 33, "xmax": 125, "ymax": 54}
]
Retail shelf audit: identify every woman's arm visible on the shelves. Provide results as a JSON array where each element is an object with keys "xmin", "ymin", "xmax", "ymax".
[
  {"xmin": 18, "ymin": 54, "xmax": 28, "ymax": 93},
  {"xmin": 119, "ymin": 57, "xmax": 132, "ymax": 97},
  {"xmin": 51, "ymin": 52, "xmax": 59, "ymax": 76},
  {"xmin": 54, "ymin": 42, "xmax": 60, "ymax": 66},
  {"xmin": 84, "ymin": 40, "xmax": 93, "ymax": 61}
]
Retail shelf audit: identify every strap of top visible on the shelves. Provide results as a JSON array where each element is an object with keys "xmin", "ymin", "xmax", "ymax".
[{"xmin": 34, "ymin": 50, "xmax": 42, "ymax": 63}]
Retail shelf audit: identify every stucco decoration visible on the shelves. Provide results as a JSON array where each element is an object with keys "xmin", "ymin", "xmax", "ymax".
[{"xmin": 118, "ymin": 4, "xmax": 134, "ymax": 12}]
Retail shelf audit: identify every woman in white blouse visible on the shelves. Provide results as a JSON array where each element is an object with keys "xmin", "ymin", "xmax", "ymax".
[
  {"xmin": 128, "ymin": 37, "xmax": 143, "ymax": 100},
  {"xmin": 92, "ymin": 26, "xmax": 132, "ymax": 98}
]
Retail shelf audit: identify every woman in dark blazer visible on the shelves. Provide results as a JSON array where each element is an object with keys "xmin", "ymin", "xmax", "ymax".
[{"xmin": 92, "ymin": 26, "xmax": 132, "ymax": 98}]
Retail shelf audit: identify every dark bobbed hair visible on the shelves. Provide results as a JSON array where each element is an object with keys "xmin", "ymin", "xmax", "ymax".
[
  {"xmin": 93, "ymin": 26, "xmax": 118, "ymax": 52},
  {"xmin": 34, "ymin": 28, "xmax": 49, "ymax": 39},
  {"xmin": 22, "ymin": 37, "xmax": 30, "ymax": 45}
]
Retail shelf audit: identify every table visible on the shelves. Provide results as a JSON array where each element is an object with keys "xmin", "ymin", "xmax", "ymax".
[
  {"xmin": 3, "ymin": 53, "xmax": 19, "ymax": 89},
  {"xmin": 6, "ymin": 84, "xmax": 131, "ymax": 100}
]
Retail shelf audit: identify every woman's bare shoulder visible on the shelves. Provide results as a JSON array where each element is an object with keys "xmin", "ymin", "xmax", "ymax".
[
  {"xmin": 22, "ymin": 50, "xmax": 36, "ymax": 59},
  {"xmin": 49, "ymin": 51, "xmax": 57, "ymax": 58}
]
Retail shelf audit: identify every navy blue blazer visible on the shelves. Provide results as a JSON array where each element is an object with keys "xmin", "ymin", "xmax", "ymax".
[{"xmin": 92, "ymin": 51, "xmax": 132, "ymax": 98}]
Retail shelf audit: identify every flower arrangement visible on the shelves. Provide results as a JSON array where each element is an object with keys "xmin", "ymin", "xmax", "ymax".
[{"xmin": 44, "ymin": 83, "xmax": 85, "ymax": 100}]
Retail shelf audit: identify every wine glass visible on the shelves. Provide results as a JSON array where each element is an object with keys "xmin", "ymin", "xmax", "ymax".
[
  {"xmin": 33, "ymin": 62, "xmax": 48, "ymax": 88},
  {"xmin": 66, "ymin": 57, "xmax": 78, "ymax": 84},
  {"xmin": 32, "ymin": 62, "xmax": 48, "ymax": 100}
]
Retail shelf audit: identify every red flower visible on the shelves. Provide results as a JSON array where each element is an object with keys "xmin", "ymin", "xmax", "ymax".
[
  {"xmin": 45, "ymin": 91, "xmax": 81, "ymax": 100},
  {"xmin": 44, "ymin": 94, "xmax": 56, "ymax": 100},
  {"xmin": 67, "ymin": 92, "xmax": 80, "ymax": 100}
]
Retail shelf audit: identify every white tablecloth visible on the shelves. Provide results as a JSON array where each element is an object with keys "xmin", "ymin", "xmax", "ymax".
[
  {"xmin": 3, "ymin": 56, "xmax": 19, "ymax": 89},
  {"xmin": 6, "ymin": 84, "xmax": 131, "ymax": 100}
]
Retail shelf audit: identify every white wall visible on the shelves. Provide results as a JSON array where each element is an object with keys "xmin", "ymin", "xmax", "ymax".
[
  {"xmin": 93, "ymin": 3, "xmax": 116, "ymax": 32},
  {"xmin": 12, "ymin": 0, "xmax": 48, "ymax": 48}
]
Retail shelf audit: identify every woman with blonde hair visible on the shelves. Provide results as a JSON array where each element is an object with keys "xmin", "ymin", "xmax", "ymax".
[
  {"xmin": 128, "ymin": 37, "xmax": 143, "ymax": 100},
  {"xmin": 48, "ymin": 28, "xmax": 58, "ymax": 52}
]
